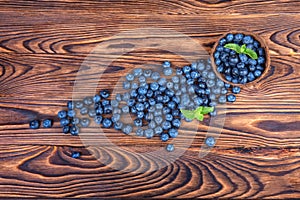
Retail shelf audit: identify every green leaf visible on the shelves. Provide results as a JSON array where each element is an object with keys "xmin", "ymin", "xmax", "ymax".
[
  {"xmin": 224, "ymin": 43, "xmax": 241, "ymax": 53},
  {"xmin": 195, "ymin": 106, "xmax": 203, "ymax": 114},
  {"xmin": 240, "ymin": 44, "xmax": 247, "ymax": 53},
  {"xmin": 195, "ymin": 113, "xmax": 204, "ymax": 121},
  {"xmin": 180, "ymin": 109, "xmax": 195, "ymax": 120},
  {"xmin": 201, "ymin": 106, "xmax": 214, "ymax": 115},
  {"xmin": 244, "ymin": 48, "xmax": 258, "ymax": 59}
]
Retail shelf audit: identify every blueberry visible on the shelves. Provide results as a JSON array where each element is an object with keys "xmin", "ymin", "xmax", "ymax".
[
  {"xmin": 219, "ymin": 38, "xmax": 227, "ymax": 46},
  {"xmin": 224, "ymin": 83, "xmax": 231, "ymax": 89},
  {"xmin": 137, "ymin": 111, "xmax": 145, "ymax": 119},
  {"xmin": 159, "ymin": 85, "xmax": 166, "ymax": 92},
  {"xmin": 58, "ymin": 110, "xmax": 67, "ymax": 119},
  {"xmin": 162, "ymin": 95, "xmax": 170, "ymax": 104},
  {"xmin": 131, "ymin": 82, "xmax": 139, "ymax": 89},
  {"xmin": 133, "ymin": 68, "xmax": 143, "ymax": 77},
  {"xmin": 176, "ymin": 68, "xmax": 183, "ymax": 75},
  {"xmin": 166, "ymin": 81, "xmax": 174, "ymax": 89},
  {"xmin": 169, "ymin": 128, "xmax": 178, "ymax": 138},
  {"xmin": 249, "ymin": 65, "xmax": 256, "ymax": 72},
  {"xmin": 217, "ymin": 95, "xmax": 226, "ymax": 104},
  {"xmin": 154, "ymin": 110, "xmax": 162, "ymax": 117},
  {"xmin": 122, "ymin": 124, "xmax": 132, "ymax": 135},
  {"xmin": 229, "ymin": 56, "xmax": 239, "ymax": 64},
  {"xmin": 136, "ymin": 128, "xmax": 144, "ymax": 136},
  {"xmin": 130, "ymin": 89, "xmax": 138, "ymax": 98},
  {"xmin": 93, "ymin": 95, "xmax": 101, "ymax": 103},
  {"xmin": 42, "ymin": 119, "xmax": 53, "ymax": 128},
  {"xmin": 171, "ymin": 76, "xmax": 180, "ymax": 84},
  {"xmin": 257, "ymin": 48, "xmax": 265, "ymax": 56},
  {"xmin": 138, "ymin": 86, "xmax": 147, "ymax": 95},
  {"xmin": 180, "ymin": 76, "xmax": 187, "ymax": 84},
  {"xmin": 162, "ymin": 107, "xmax": 170, "ymax": 115},
  {"xmin": 172, "ymin": 109, "xmax": 180, "ymax": 117},
  {"xmin": 60, "ymin": 118, "xmax": 70, "ymax": 127},
  {"xmin": 102, "ymin": 118, "xmax": 112, "ymax": 128},
  {"xmin": 112, "ymin": 108, "xmax": 121, "ymax": 114},
  {"xmin": 239, "ymin": 54, "xmax": 248, "ymax": 63},
  {"xmin": 163, "ymin": 68, "xmax": 173, "ymax": 76},
  {"xmin": 29, "ymin": 120, "xmax": 40, "ymax": 129},
  {"xmin": 71, "ymin": 152, "xmax": 81, "ymax": 159},
  {"xmin": 115, "ymin": 93, "xmax": 122, "ymax": 102},
  {"xmin": 62, "ymin": 125, "xmax": 70, "ymax": 134},
  {"xmin": 154, "ymin": 126, "xmax": 163, "ymax": 135},
  {"xmin": 95, "ymin": 107, "xmax": 103, "ymax": 115},
  {"xmin": 167, "ymin": 101, "xmax": 176, "ymax": 109},
  {"xmin": 68, "ymin": 109, "xmax": 76, "ymax": 118},
  {"xmin": 226, "ymin": 33, "xmax": 234, "ymax": 42},
  {"xmin": 165, "ymin": 114, "xmax": 173, "ymax": 121},
  {"xmin": 110, "ymin": 100, "xmax": 119, "ymax": 108},
  {"xmin": 185, "ymin": 72, "xmax": 191, "ymax": 79},
  {"xmin": 257, "ymin": 65, "xmax": 264, "ymax": 71},
  {"xmin": 162, "ymin": 121, "xmax": 172, "ymax": 130},
  {"xmin": 151, "ymin": 71, "xmax": 160, "ymax": 80},
  {"xmin": 123, "ymin": 81, "xmax": 131, "ymax": 90},
  {"xmin": 143, "ymin": 69, "xmax": 152, "ymax": 77},
  {"xmin": 126, "ymin": 73, "xmax": 135, "ymax": 81},
  {"xmin": 160, "ymin": 133, "xmax": 169, "ymax": 142},
  {"xmin": 239, "ymin": 76, "xmax": 248, "ymax": 84},
  {"xmin": 122, "ymin": 92, "xmax": 130, "ymax": 101},
  {"xmin": 182, "ymin": 65, "xmax": 191, "ymax": 74},
  {"xmin": 80, "ymin": 118, "xmax": 90, "ymax": 128},
  {"xmin": 234, "ymin": 33, "xmax": 244, "ymax": 43},
  {"xmin": 257, "ymin": 57, "xmax": 265, "ymax": 64},
  {"xmin": 205, "ymin": 136, "xmax": 216, "ymax": 147},
  {"xmin": 71, "ymin": 117, "xmax": 80, "ymax": 125},
  {"xmin": 100, "ymin": 90, "xmax": 110, "ymax": 99},
  {"xmin": 254, "ymin": 69, "xmax": 262, "ymax": 77},
  {"xmin": 191, "ymin": 71, "xmax": 200, "ymax": 79},
  {"xmin": 237, "ymin": 62, "xmax": 245, "ymax": 69},
  {"xmin": 67, "ymin": 101, "xmax": 75, "ymax": 110},
  {"xmin": 148, "ymin": 98, "xmax": 156, "ymax": 106},
  {"xmin": 150, "ymin": 82, "xmax": 159, "ymax": 91},
  {"xmin": 145, "ymin": 129, "xmax": 154, "ymax": 139},
  {"xmin": 165, "ymin": 89, "xmax": 175, "ymax": 97},
  {"xmin": 172, "ymin": 119, "xmax": 181, "ymax": 128},
  {"xmin": 156, "ymin": 95, "xmax": 163, "ymax": 103},
  {"xmin": 70, "ymin": 125, "xmax": 79, "ymax": 136},
  {"xmin": 239, "ymin": 68, "xmax": 249, "ymax": 76},
  {"xmin": 232, "ymin": 78, "xmax": 238, "ymax": 84},
  {"xmin": 227, "ymin": 94, "xmax": 236, "ymax": 102},
  {"xmin": 111, "ymin": 114, "xmax": 121, "ymax": 123},
  {"xmin": 247, "ymin": 72, "xmax": 255, "ymax": 82},
  {"xmin": 232, "ymin": 86, "xmax": 241, "ymax": 94},
  {"xmin": 166, "ymin": 144, "xmax": 174, "ymax": 152},
  {"xmin": 114, "ymin": 121, "xmax": 123, "ymax": 130},
  {"xmin": 162, "ymin": 61, "xmax": 171, "ymax": 68},
  {"xmin": 214, "ymin": 51, "xmax": 220, "ymax": 59},
  {"xmin": 145, "ymin": 113, "xmax": 154, "ymax": 121},
  {"xmin": 94, "ymin": 115, "xmax": 103, "ymax": 125},
  {"xmin": 135, "ymin": 103, "xmax": 144, "ymax": 111},
  {"xmin": 243, "ymin": 35, "xmax": 253, "ymax": 44},
  {"xmin": 121, "ymin": 105, "xmax": 130, "ymax": 113},
  {"xmin": 216, "ymin": 45, "xmax": 224, "ymax": 52},
  {"xmin": 246, "ymin": 44, "xmax": 255, "ymax": 50},
  {"xmin": 83, "ymin": 96, "xmax": 93, "ymax": 106},
  {"xmin": 134, "ymin": 118, "xmax": 143, "ymax": 127},
  {"xmin": 249, "ymin": 59, "xmax": 257, "ymax": 66},
  {"xmin": 155, "ymin": 116, "xmax": 163, "ymax": 125},
  {"xmin": 75, "ymin": 101, "xmax": 84, "ymax": 109}
]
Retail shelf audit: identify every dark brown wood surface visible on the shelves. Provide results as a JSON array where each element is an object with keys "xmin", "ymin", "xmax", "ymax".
[{"xmin": 0, "ymin": 0, "xmax": 300, "ymax": 198}]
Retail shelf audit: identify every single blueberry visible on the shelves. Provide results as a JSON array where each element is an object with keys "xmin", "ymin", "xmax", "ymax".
[
  {"xmin": 102, "ymin": 118, "xmax": 112, "ymax": 128},
  {"xmin": 122, "ymin": 92, "xmax": 130, "ymax": 101},
  {"xmin": 232, "ymin": 86, "xmax": 241, "ymax": 94},
  {"xmin": 111, "ymin": 99, "xmax": 119, "ymax": 108},
  {"xmin": 249, "ymin": 59, "xmax": 257, "ymax": 66},
  {"xmin": 114, "ymin": 121, "xmax": 123, "ymax": 130},
  {"xmin": 112, "ymin": 108, "xmax": 121, "ymax": 114},
  {"xmin": 138, "ymin": 75, "xmax": 146, "ymax": 83},
  {"xmin": 227, "ymin": 94, "xmax": 236, "ymax": 102},
  {"xmin": 219, "ymin": 38, "xmax": 227, "ymax": 46},
  {"xmin": 155, "ymin": 126, "xmax": 163, "ymax": 135},
  {"xmin": 133, "ymin": 68, "xmax": 143, "ymax": 77},
  {"xmin": 258, "ymin": 56, "xmax": 265, "ymax": 64},
  {"xmin": 60, "ymin": 118, "xmax": 70, "ymax": 127},
  {"xmin": 122, "ymin": 124, "xmax": 133, "ymax": 135},
  {"xmin": 93, "ymin": 95, "xmax": 101, "ymax": 103},
  {"xmin": 134, "ymin": 118, "xmax": 143, "ymax": 127},
  {"xmin": 214, "ymin": 51, "xmax": 220, "ymax": 59},
  {"xmin": 169, "ymin": 128, "xmax": 178, "ymax": 138},
  {"xmin": 216, "ymin": 45, "xmax": 224, "ymax": 52},
  {"xmin": 151, "ymin": 71, "xmax": 160, "ymax": 80},
  {"xmin": 94, "ymin": 115, "xmax": 103, "ymax": 124},
  {"xmin": 42, "ymin": 119, "xmax": 53, "ymax": 128},
  {"xmin": 126, "ymin": 73, "xmax": 135, "ymax": 81},
  {"xmin": 155, "ymin": 116, "xmax": 163, "ymax": 125},
  {"xmin": 226, "ymin": 33, "xmax": 234, "ymax": 42},
  {"xmin": 172, "ymin": 109, "xmax": 180, "ymax": 117},
  {"xmin": 68, "ymin": 109, "xmax": 76, "ymax": 118},
  {"xmin": 29, "ymin": 120, "xmax": 40, "ymax": 129},
  {"xmin": 257, "ymin": 48, "xmax": 265, "ymax": 56},
  {"xmin": 67, "ymin": 101, "xmax": 75, "ymax": 110},
  {"xmin": 136, "ymin": 128, "xmax": 144, "ymax": 136},
  {"xmin": 71, "ymin": 152, "xmax": 81, "ymax": 159},
  {"xmin": 58, "ymin": 110, "xmax": 67, "ymax": 119},
  {"xmin": 162, "ymin": 121, "xmax": 172, "ymax": 130},
  {"xmin": 131, "ymin": 82, "xmax": 139, "ymax": 89},
  {"xmin": 83, "ymin": 96, "xmax": 93, "ymax": 106},
  {"xmin": 239, "ymin": 68, "xmax": 249, "ymax": 76},
  {"xmin": 104, "ymin": 105, "xmax": 112, "ymax": 114},
  {"xmin": 95, "ymin": 106, "xmax": 103, "ymax": 115},
  {"xmin": 165, "ymin": 114, "xmax": 173, "ymax": 121},
  {"xmin": 163, "ymin": 68, "xmax": 173, "ymax": 76},
  {"xmin": 247, "ymin": 72, "xmax": 255, "ymax": 82},
  {"xmin": 130, "ymin": 89, "xmax": 138, "ymax": 98},
  {"xmin": 243, "ymin": 35, "xmax": 254, "ymax": 44},
  {"xmin": 160, "ymin": 133, "xmax": 169, "ymax": 142},
  {"xmin": 71, "ymin": 117, "xmax": 80, "ymax": 125},
  {"xmin": 183, "ymin": 65, "xmax": 191, "ymax": 74},
  {"xmin": 62, "ymin": 125, "xmax": 70, "ymax": 134},
  {"xmin": 80, "ymin": 118, "xmax": 90, "ymax": 128},
  {"xmin": 166, "ymin": 144, "xmax": 174, "ymax": 152},
  {"xmin": 144, "ymin": 129, "xmax": 154, "ymax": 139},
  {"xmin": 234, "ymin": 33, "xmax": 244, "ymax": 43},
  {"xmin": 239, "ymin": 54, "xmax": 248, "ymax": 63},
  {"xmin": 123, "ymin": 81, "xmax": 131, "ymax": 90},
  {"xmin": 150, "ymin": 82, "xmax": 159, "ymax": 91},
  {"xmin": 137, "ymin": 111, "xmax": 145, "ymax": 119},
  {"xmin": 172, "ymin": 119, "xmax": 181, "ymax": 128},
  {"xmin": 75, "ymin": 101, "xmax": 83, "ymax": 109},
  {"xmin": 205, "ymin": 136, "xmax": 216, "ymax": 147},
  {"xmin": 254, "ymin": 69, "xmax": 262, "ymax": 77},
  {"xmin": 121, "ymin": 105, "xmax": 130, "ymax": 113},
  {"xmin": 70, "ymin": 125, "xmax": 79, "ymax": 136},
  {"xmin": 162, "ymin": 61, "xmax": 171, "ymax": 68},
  {"xmin": 111, "ymin": 114, "xmax": 121, "ymax": 123},
  {"xmin": 115, "ymin": 93, "xmax": 122, "ymax": 102},
  {"xmin": 100, "ymin": 90, "xmax": 110, "ymax": 99},
  {"xmin": 143, "ymin": 69, "xmax": 152, "ymax": 77}
]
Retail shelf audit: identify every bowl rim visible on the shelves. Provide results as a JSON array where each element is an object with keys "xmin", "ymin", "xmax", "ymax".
[{"xmin": 211, "ymin": 31, "xmax": 271, "ymax": 87}]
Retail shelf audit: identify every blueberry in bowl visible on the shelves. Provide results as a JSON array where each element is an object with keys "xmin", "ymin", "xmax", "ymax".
[{"xmin": 211, "ymin": 31, "xmax": 270, "ymax": 86}]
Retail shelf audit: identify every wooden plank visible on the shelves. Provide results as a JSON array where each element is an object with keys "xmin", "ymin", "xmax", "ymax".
[{"xmin": 0, "ymin": 145, "xmax": 299, "ymax": 198}]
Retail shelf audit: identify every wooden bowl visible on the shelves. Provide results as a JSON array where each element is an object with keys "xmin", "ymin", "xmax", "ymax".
[{"xmin": 211, "ymin": 31, "xmax": 270, "ymax": 86}]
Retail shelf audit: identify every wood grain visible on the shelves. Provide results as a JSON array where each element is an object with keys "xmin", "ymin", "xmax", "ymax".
[{"xmin": 0, "ymin": 0, "xmax": 299, "ymax": 198}]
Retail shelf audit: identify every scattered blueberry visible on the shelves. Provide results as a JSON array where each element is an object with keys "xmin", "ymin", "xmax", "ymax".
[
  {"xmin": 166, "ymin": 144, "xmax": 174, "ymax": 152},
  {"xmin": 29, "ymin": 120, "xmax": 40, "ymax": 129},
  {"xmin": 205, "ymin": 136, "xmax": 216, "ymax": 147},
  {"xmin": 42, "ymin": 119, "xmax": 53, "ymax": 128}
]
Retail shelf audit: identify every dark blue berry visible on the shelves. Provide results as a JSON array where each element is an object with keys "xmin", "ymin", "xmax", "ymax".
[
  {"xmin": 60, "ymin": 118, "xmax": 70, "ymax": 127},
  {"xmin": 162, "ymin": 61, "xmax": 171, "ymax": 68},
  {"xmin": 243, "ymin": 35, "xmax": 253, "ymax": 44},
  {"xmin": 247, "ymin": 72, "xmax": 255, "ymax": 82},
  {"xmin": 258, "ymin": 57, "xmax": 265, "ymax": 64},
  {"xmin": 169, "ymin": 128, "xmax": 178, "ymax": 138},
  {"xmin": 205, "ymin": 136, "xmax": 216, "ymax": 147},
  {"xmin": 126, "ymin": 73, "xmax": 134, "ymax": 81},
  {"xmin": 172, "ymin": 109, "xmax": 180, "ymax": 117},
  {"xmin": 122, "ymin": 125, "xmax": 133, "ymax": 135},
  {"xmin": 71, "ymin": 152, "xmax": 81, "ymax": 159},
  {"xmin": 162, "ymin": 121, "xmax": 172, "ymax": 130},
  {"xmin": 80, "ymin": 107, "xmax": 88, "ymax": 115},
  {"xmin": 137, "ymin": 111, "xmax": 145, "ymax": 119},
  {"xmin": 239, "ymin": 54, "xmax": 248, "ymax": 63},
  {"xmin": 67, "ymin": 101, "xmax": 75, "ymax": 110},
  {"xmin": 95, "ymin": 107, "xmax": 103, "ymax": 115},
  {"xmin": 71, "ymin": 117, "xmax": 80, "ymax": 125},
  {"xmin": 42, "ymin": 119, "xmax": 53, "ymax": 128},
  {"xmin": 80, "ymin": 118, "xmax": 90, "ymax": 128},
  {"xmin": 67, "ymin": 109, "xmax": 76, "ymax": 118},
  {"xmin": 166, "ymin": 144, "xmax": 174, "ymax": 152},
  {"xmin": 232, "ymin": 86, "xmax": 241, "ymax": 94},
  {"xmin": 104, "ymin": 105, "xmax": 112, "ymax": 114},
  {"xmin": 134, "ymin": 118, "xmax": 143, "ymax": 127},
  {"xmin": 70, "ymin": 125, "xmax": 79, "ymax": 136},
  {"xmin": 249, "ymin": 65, "xmax": 256, "ymax": 71},
  {"xmin": 254, "ymin": 69, "xmax": 262, "ymax": 77},
  {"xmin": 83, "ymin": 96, "xmax": 93, "ymax": 106},
  {"xmin": 58, "ymin": 110, "xmax": 67, "ymax": 119},
  {"xmin": 172, "ymin": 118, "xmax": 181, "ymax": 128},
  {"xmin": 29, "ymin": 120, "xmax": 40, "ymax": 129},
  {"xmin": 160, "ymin": 133, "xmax": 169, "ymax": 142},
  {"xmin": 62, "ymin": 125, "xmax": 70, "ymax": 134},
  {"xmin": 102, "ymin": 118, "xmax": 112, "ymax": 128},
  {"xmin": 219, "ymin": 38, "xmax": 227, "ymax": 46},
  {"xmin": 227, "ymin": 94, "xmax": 236, "ymax": 102},
  {"xmin": 145, "ymin": 129, "xmax": 154, "ymax": 139},
  {"xmin": 226, "ymin": 33, "xmax": 234, "ymax": 42},
  {"xmin": 75, "ymin": 101, "xmax": 83, "ymax": 109},
  {"xmin": 100, "ymin": 90, "xmax": 110, "ymax": 99},
  {"xmin": 114, "ymin": 122, "xmax": 123, "ymax": 130},
  {"xmin": 239, "ymin": 68, "xmax": 249, "ymax": 76},
  {"xmin": 93, "ymin": 95, "xmax": 101, "ymax": 103}
]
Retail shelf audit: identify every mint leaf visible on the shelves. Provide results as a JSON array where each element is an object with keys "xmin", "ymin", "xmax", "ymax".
[
  {"xmin": 180, "ymin": 109, "xmax": 195, "ymax": 120},
  {"xmin": 195, "ymin": 113, "xmax": 204, "ymax": 121},
  {"xmin": 195, "ymin": 106, "xmax": 203, "ymax": 114},
  {"xmin": 244, "ymin": 48, "xmax": 258, "ymax": 59},
  {"xmin": 201, "ymin": 106, "xmax": 214, "ymax": 115},
  {"xmin": 240, "ymin": 44, "xmax": 247, "ymax": 53},
  {"xmin": 224, "ymin": 43, "xmax": 241, "ymax": 53}
]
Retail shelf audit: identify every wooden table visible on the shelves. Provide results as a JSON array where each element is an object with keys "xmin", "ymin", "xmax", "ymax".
[{"xmin": 0, "ymin": 0, "xmax": 299, "ymax": 198}]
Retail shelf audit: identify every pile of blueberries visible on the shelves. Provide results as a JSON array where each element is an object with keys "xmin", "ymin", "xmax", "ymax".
[
  {"xmin": 29, "ymin": 59, "xmax": 242, "ymax": 152},
  {"xmin": 214, "ymin": 33, "xmax": 266, "ymax": 84}
]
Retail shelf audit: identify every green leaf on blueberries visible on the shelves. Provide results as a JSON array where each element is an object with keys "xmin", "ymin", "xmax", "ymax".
[
  {"xmin": 201, "ymin": 106, "xmax": 214, "ymax": 115},
  {"xmin": 180, "ymin": 109, "xmax": 195, "ymax": 120},
  {"xmin": 224, "ymin": 43, "xmax": 241, "ymax": 53},
  {"xmin": 240, "ymin": 44, "xmax": 247, "ymax": 53},
  {"xmin": 244, "ymin": 48, "xmax": 258, "ymax": 59},
  {"xmin": 224, "ymin": 43, "xmax": 258, "ymax": 60},
  {"xmin": 180, "ymin": 106, "xmax": 214, "ymax": 121}
]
